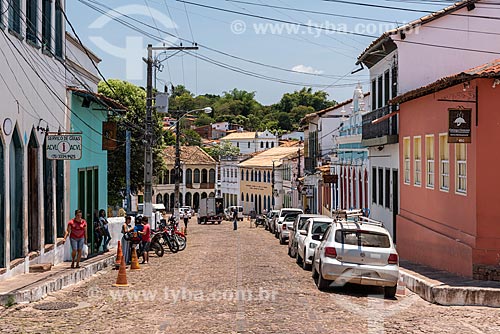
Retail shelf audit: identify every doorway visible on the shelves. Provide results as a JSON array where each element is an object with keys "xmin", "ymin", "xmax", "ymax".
[
  {"xmin": 43, "ymin": 138, "xmax": 54, "ymax": 245},
  {"xmin": 10, "ymin": 126, "xmax": 24, "ymax": 260},
  {"xmin": 28, "ymin": 131, "xmax": 40, "ymax": 252},
  {"xmin": 78, "ymin": 167, "xmax": 99, "ymax": 254},
  {"xmin": 0, "ymin": 139, "xmax": 5, "ymax": 268}
]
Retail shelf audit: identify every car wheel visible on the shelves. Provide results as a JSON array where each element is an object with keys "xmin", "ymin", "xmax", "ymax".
[
  {"xmin": 302, "ymin": 248, "xmax": 312, "ymax": 271},
  {"xmin": 384, "ymin": 285, "xmax": 397, "ymax": 299},
  {"xmin": 296, "ymin": 253, "xmax": 303, "ymax": 266},
  {"xmin": 317, "ymin": 264, "xmax": 332, "ymax": 291},
  {"xmin": 311, "ymin": 261, "xmax": 319, "ymax": 279}
]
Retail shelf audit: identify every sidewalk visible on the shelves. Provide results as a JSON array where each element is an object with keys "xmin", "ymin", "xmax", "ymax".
[
  {"xmin": 0, "ymin": 252, "xmax": 116, "ymax": 306},
  {"xmin": 399, "ymin": 260, "xmax": 500, "ymax": 307}
]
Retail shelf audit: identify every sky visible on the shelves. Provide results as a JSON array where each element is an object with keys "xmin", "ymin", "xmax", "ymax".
[{"xmin": 67, "ymin": 0, "xmax": 454, "ymax": 105}]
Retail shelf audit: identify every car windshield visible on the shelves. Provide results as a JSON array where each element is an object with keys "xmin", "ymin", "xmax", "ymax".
[
  {"xmin": 335, "ymin": 230, "xmax": 391, "ymax": 248},
  {"xmin": 281, "ymin": 210, "xmax": 300, "ymax": 217},
  {"xmin": 311, "ymin": 222, "xmax": 330, "ymax": 235}
]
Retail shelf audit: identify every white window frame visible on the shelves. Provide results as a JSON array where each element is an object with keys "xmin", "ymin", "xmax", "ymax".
[
  {"xmin": 413, "ymin": 136, "xmax": 422, "ymax": 187},
  {"xmin": 425, "ymin": 135, "xmax": 435, "ymax": 189},
  {"xmin": 455, "ymin": 143, "xmax": 467, "ymax": 195},
  {"xmin": 439, "ymin": 133, "xmax": 449, "ymax": 192},
  {"xmin": 403, "ymin": 137, "xmax": 411, "ymax": 185}
]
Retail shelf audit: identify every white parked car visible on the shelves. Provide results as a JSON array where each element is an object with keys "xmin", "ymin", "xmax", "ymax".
[
  {"xmin": 274, "ymin": 208, "xmax": 303, "ymax": 239},
  {"xmin": 179, "ymin": 206, "xmax": 192, "ymax": 218},
  {"xmin": 312, "ymin": 218, "xmax": 399, "ymax": 298},
  {"xmin": 278, "ymin": 214, "xmax": 298, "ymax": 245},
  {"xmin": 288, "ymin": 214, "xmax": 326, "ymax": 258},
  {"xmin": 297, "ymin": 217, "xmax": 333, "ymax": 270}
]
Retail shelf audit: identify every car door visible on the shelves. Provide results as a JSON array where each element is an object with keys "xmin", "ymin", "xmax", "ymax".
[
  {"xmin": 315, "ymin": 225, "xmax": 333, "ymax": 266},
  {"xmin": 298, "ymin": 220, "xmax": 310, "ymax": 258}
]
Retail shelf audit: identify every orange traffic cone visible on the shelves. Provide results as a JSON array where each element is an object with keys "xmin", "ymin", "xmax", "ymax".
[
  {"xmin": 112, "ymin": 254, "xmax": 129, "ymax": 287},
  {"xmin": 115, "ymin": 240, "xmax": 123, "ymax": 268},
  {"xmin": 130, "ymin": 245, "xmax": 141, "ymax": 270}
]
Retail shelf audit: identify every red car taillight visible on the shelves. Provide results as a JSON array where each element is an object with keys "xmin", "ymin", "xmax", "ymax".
[
  {"xmin": 388, "ymin": 253, "xmax": 398, "ymax": 264},
  {"xmin": 324, "ymin": 247, "xmax": 337, "ymax": 258}
]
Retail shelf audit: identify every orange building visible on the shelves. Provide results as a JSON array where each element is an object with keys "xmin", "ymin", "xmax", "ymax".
[{"xmin": 393, "ymin": 59, "xmax": 500, "ymax": 279}]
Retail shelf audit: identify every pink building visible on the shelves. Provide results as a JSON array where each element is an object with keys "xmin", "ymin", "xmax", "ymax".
[{"xmin": 393, "ymin": 59, "xmax": 500, "ymax": 279}]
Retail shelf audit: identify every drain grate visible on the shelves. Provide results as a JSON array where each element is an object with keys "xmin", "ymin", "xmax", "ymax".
[{"xmin": 33, "ymin": 301, "xmax": 79, "ymax": 311}]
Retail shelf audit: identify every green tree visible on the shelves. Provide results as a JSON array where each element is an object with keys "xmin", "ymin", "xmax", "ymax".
[
  {"xmin": 194, "ymin": 113, "xmax": 214, "ymax": 127},
  {"xmin": 181, "ymin": 129, "xmax": 202, "ymax": 146},
  {"xmin": 98, "ymin": 79, "xmax": 166, "ymax": 206},
  {"xmin": 205, "ymin": 141, "xmax": 240, "ymax": 159}
]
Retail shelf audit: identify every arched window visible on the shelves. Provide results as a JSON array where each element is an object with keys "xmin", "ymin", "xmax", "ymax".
[
  {"xmin": 209, "ymin": 192, "xmax": 215, "ymax": 198},
  {"xmin": 271, "ymin": 142, "xmax": 274, "ymax": 148},
  {"xmin": 185, "ymin": 192, "xmax": 192, "ymax": 206},
  {"xmin": 246, "ymin": 170, "xmax": 249, "ymax": 181},
  {"xmin": 202, "ymin": 169, "xmax": 208, "ymax": 183},
  {"xmin": 263, "ymin": 171, "xmax": 267, "ymax": 183},
  {"xmin": 230, "ymin": 169, "xmax": 233, "ymax": 178},
  {"xmin": 246, "ymin": 193, "xmax": 249, "ymax": 202},
  {"xmin": 267, "ymin": 171, "xmax": 271, "ymax": 183},
  {"xmin": 260, "ymin": 142, "xmax": 264, "ymax": 148},
  {"xmin": 241, "ymin": 170, "xmax": 244, "ymax": 181},
  {"xmin": 258, "ymin": 171, "xmax": 262, "ymax": 182},
  {"xmin": 164, "ymin": 170, "xmax": 169, "ymax": 184},
  {"xmin": 251, "ymin": 170, "xmax": 254, "ymax": 182},
  {"xmin": 209, "ymin": 169, "xmax": 216, "ymax": 183},
  {"xmin": 266, "ymin": 142, "xmax": 269, "ymax": 148},
  {"xmin": 193, "ymin": 193, "xmax": 200, "ymax": 210},
  {"xmin": 156, "ymin": 194, "xmax": 163, "ymax": 204},
  {"xmin": 186, "ymin": 169, "xmax": 193, "ymax": 184},
  {"xmin": 251, "ymin": 194, "xmax": 254, "ymax": 203},
  {"xmin": 201, "ymin": 192, "xmax": 207, "ymax": 199},
  {"xmin": 241, "ymin": 192, "xmax": 244, "ymax": 202},
  {"xmin": 194, "ymin": 169, "xmax": 200, "ymax": 183},
  {"xmin": 170, "ymin": 169, "xmax": 175, "ymax": 184},
  {"xmin": 163, "ymin": 193, "xmax": 169, "ymax": 211}
]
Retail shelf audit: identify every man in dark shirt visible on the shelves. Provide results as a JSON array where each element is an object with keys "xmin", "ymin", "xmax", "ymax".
[{"xmin": 233, "ymin": 208, "xmax": 238, "ymax": 231}]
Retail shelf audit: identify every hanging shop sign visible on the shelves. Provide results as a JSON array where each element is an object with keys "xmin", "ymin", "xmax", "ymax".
[
  {"xmin": 46, "ymin": 133, "xmax": 82, "ymax": 160},
  {"xmin": 323, "ymin": 174, "xmax": 338, "ymax": 184},
  {"xmin": 102, "ymin": 121, "xmax": 117, "ymax": 150},
  {"xmin": 448, "ymin": 108, "xmax": 471, "ymax": 143}
]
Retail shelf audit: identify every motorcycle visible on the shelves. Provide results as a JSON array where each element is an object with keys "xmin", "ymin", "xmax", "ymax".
[{"xmin": 254, "ymin": 214, "xmax": 266, "ymax": 228}]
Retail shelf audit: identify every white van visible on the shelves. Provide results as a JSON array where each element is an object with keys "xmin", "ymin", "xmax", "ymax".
[{"xmin": 226, "ymin": 206, "xmax": 244, "ymax": 221}]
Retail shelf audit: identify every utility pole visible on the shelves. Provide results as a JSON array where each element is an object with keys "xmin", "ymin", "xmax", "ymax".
[
  {"xmin": 174, "ymin": 110, "xmax": 181, "ymax": 218},
  {"xmin": 272, "ymin": 160, "xmax": 275, "ymax": 210},
  {"xmin": 126, "ymin": 130, "xmax": 131, "ymax": 214},
  {"xmin": 297, "ymin": 147, "xmax": 301, "ymax": 209},
  {"xmin": 144, "ymin": 44, "xmax": 198, "ymax": 220}
]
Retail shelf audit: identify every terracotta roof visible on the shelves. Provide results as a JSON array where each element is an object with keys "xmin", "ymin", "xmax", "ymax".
[
  {"xmin": 391, "ymin": 58, "xmax": 500, "ymax": 105},
  {"xmin": 163, "ymin": 146, "xmax": 216, "ymax": 165},
  {"xmin": 279, "ymin": 140, "xmax": 302, "ymax": 147},
  {"xmin": 238, "ymin": 146, "xmax": 302, "ymax": 168},
  {"xmin": 68, "ymin": 87, "xmax": 127, "ymax": 111},
  {"xmin": 220, "ymin": 131, "xmax": 256, "ymax": 140},
  {"xmin": 357, "ymin": 0, "xmax": 478, "ymax": 65}
]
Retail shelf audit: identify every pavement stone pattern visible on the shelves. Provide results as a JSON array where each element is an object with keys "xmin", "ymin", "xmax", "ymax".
[{"xmin": 1, "ymin": 220, "xmax": 499, "ymax": 333}]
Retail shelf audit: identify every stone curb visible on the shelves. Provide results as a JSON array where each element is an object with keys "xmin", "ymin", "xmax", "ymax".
[
  {"xmin": 0, "ymin": 254, "xmax": 116, "ymax": 306},
  {"xmin": 400, "ymin": 268, "xmax": 500, "ymax": 307}
]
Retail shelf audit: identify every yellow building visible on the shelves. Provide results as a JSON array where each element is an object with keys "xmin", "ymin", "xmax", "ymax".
[{"xmin": 238, "ymin": 146, "xmax": 301, "ymax": 214}]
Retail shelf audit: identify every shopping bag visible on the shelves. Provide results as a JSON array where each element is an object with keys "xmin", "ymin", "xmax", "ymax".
[{"xmin": 82, "ymin": 244, "xmax": 89, "ymax": 258}]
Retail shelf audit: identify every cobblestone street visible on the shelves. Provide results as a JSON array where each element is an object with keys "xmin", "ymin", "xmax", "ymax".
[{"xmin": 1, "ymin": 220, "xmax": 499, "ymax": 333}]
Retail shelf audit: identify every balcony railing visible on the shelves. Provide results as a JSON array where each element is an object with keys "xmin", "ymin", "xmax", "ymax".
[{"xmin": 361, "ymin": 105, "xmax": 398, "ymax": 146}]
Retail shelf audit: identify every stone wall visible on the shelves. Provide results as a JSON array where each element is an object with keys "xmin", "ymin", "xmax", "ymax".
[{"xmin": 473, "ymin": 264, "xmax": 500, "ymax": 281}]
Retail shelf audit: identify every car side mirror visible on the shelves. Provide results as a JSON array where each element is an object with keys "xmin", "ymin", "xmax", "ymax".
[
  {"xmin": 299, "ymin": 230, "xmax": 307, "ymax": 236},
  {"xmin": 311, "ymin": 234, "xmax": 322, "ymax": 241}
]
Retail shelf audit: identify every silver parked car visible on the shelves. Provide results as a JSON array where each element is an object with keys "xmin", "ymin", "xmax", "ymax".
[
  {"xmin": 297, "ymin": 217, "xmax": 333, "ymax": 270},
  {"xmin": 265, "ymin": 210, "xmax": 279, "ymax": 232},
  {"xmin": 288, "ymin": 214, "xmax": 326, "ymax": 258},
  {"xmin": 312, "ymin": 218, "xmax": 399, "ymax": 298}
]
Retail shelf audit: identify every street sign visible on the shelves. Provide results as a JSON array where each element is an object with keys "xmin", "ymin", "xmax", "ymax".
[{"xmin": 46, "ymin": 134, "xmax": 82, "ymax": 160}]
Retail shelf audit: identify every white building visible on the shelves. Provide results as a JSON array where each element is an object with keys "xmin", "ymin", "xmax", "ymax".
[
  {"xmin": 219, "ymin": 130, "xmax": 278, "ymax": 155},
  {"xmin": 219, "ymin": 156, "xmax": 242, "ymax": 209},
  {"xmin": 281, "ymin": 131, "xmax": 304, "ymax": 141},
  {"xmin": 357, "ymin": 0, "xmax": 500, "ymax": 240}
]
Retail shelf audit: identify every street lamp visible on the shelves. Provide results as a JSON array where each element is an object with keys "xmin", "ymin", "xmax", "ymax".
[{"xmin": 172, "ymin": 107, "xmax": 212, "ymax": 219}]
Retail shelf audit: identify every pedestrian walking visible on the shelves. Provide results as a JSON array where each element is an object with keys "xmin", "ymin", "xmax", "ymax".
[
  {"xmin": 93, "ymin": 210, "xmax": 103, "ymax": 253},
  {"xmin": 139, "ymin": 216, "xmax": 151, "ymax": 264},
  {"xmin": 121, "ymin": 216, "xmax": 134, "ymax": 264},
  {"xmin": 99, "ymin": 209, "xmax": 112, "ymax": 252},
  {"xmin": 182, "ymin": 212, "xmax": 189, "ymax": 235},
  {"xmin": 233, "ymin": 208, "xmax": 238, "ymax": 231},
  {"xmin": 63, "ymin": 209, "xmax": 88, "ymax": 269}
]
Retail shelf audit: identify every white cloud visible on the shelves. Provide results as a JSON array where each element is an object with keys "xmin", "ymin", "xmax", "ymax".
[{"xmin": 291, "ymin": 64, "xmax": 324, "ymax": 75}]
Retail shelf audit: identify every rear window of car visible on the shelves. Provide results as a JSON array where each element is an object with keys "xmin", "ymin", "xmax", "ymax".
[
  {"xmin": 335, "ymin": 230, "xmax": 391, "ymax": 248},
  {"xmin": 298, "ymin": 217, "xmax": 310, "ymax": 230},
  {"xmin": 311, "ymin": 222, "xmax": 330, "ymax": 234},
  {"xmin": 284, "ymin": 215, "xmax": 296, "ymax": 222},
  {"xmin": 281, "ymin": 210, "xmax": 301, "ymax": 217}
]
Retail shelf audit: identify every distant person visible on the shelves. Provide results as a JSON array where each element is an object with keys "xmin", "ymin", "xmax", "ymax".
[
  {"xmin": 139, "ymin": 216, "xmax": 151, "ymax": 264},
  {"xmin": 63, "ymin": 209, "xmax": 87, "ymax": 269},
  {"xmin": 121, "ymin": 216, "xmax": 134, "ymax": 264},
  {"xmin": 93, "ymin": 210, "xmax": 103, "ymax": 253},
  {"xmin": 182, "ymin": 212, "xmax": 189, "ymax": 235},
  {"xmin": 233, "ymin": 208, "xmax": 238, "ymax": 231},
  {"xmin": 99, "ymin": 209, "xmax": 112, "ymax": 252}
]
